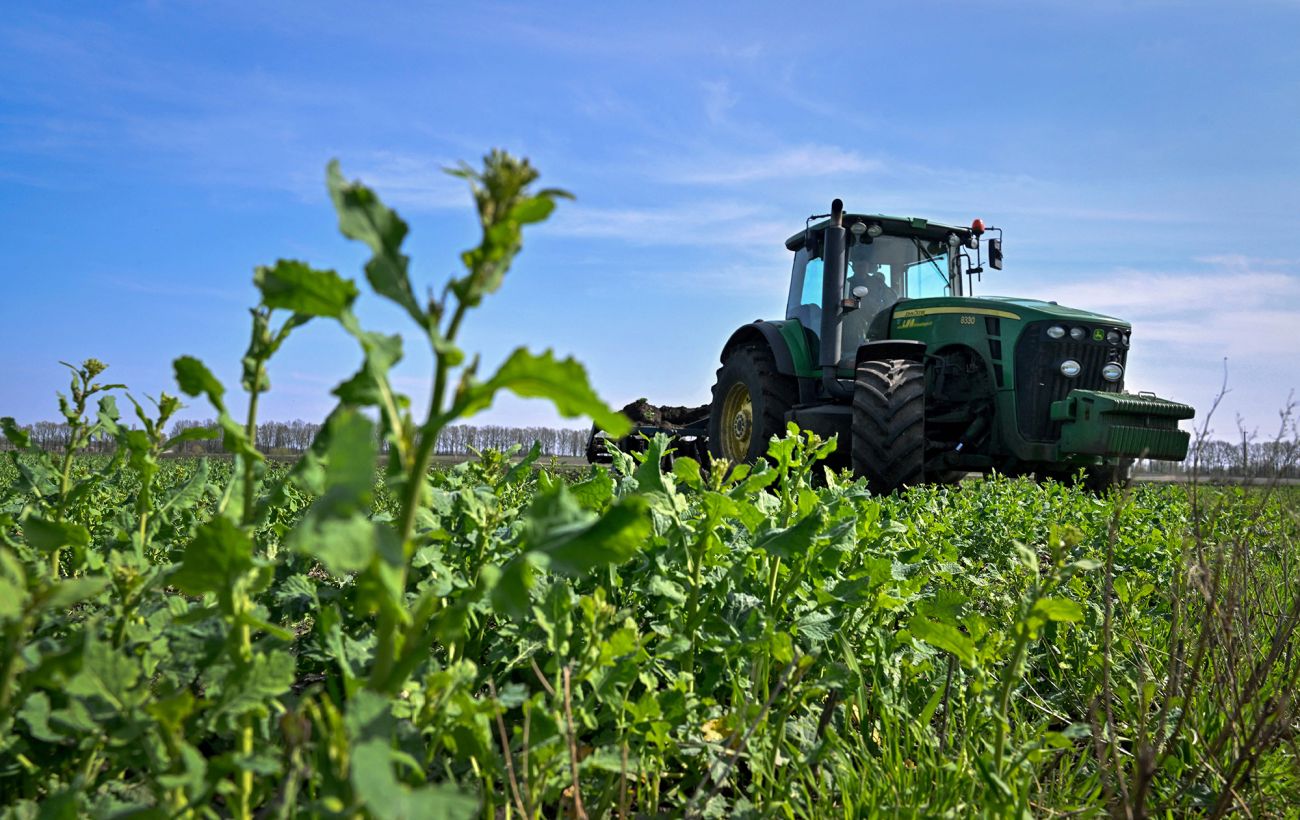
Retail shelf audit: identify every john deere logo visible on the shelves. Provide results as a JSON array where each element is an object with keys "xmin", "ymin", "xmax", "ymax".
[
  {"xmin": 1093, "ymin": 328, "xmax": 1105, "ymax": 341},
  {"xmin": 896, "ymin": 318, "xmax": 933, "ymax": 330}
]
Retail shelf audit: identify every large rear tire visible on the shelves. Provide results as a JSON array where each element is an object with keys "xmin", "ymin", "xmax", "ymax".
[
  {"xmin": 852, "ymin": 359, "xmax": 926, "ymax": 494},
  {"xmin": 708, "ymin": 344, "xmax": 798, "ymax": 464}
]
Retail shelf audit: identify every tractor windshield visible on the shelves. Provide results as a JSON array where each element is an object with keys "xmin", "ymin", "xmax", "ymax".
[
  {"xmin": 847, "ymin": 235, "xmax": 955, "ymax": 303},
  {"xmin": 786, "ymin": 231, "xmax": 962, "ymax": 368}
]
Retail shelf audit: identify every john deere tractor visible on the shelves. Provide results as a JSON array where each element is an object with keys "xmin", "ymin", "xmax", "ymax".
[{"xmin": 702, "ymin": 199, "xmax": 1194, "ymax": 493}]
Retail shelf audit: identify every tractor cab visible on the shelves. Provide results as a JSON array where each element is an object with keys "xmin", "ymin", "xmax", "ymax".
[{"xmin": 784, "ymin": 213, "xmax": 987, "ymax": 370}]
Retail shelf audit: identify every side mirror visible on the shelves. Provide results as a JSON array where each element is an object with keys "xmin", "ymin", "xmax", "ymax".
[{"xmin": 988, "ymin": 238, "xmax": 1003, "ymax": 270}]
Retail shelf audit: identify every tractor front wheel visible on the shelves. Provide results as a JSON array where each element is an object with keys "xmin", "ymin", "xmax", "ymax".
[
  {"xmin": 708, "ymin": 344, "xmax": 798, "ymax": 465},
  {"xmin": 852, "ymin": 359, "xmax": 926, "ymax": 494}
]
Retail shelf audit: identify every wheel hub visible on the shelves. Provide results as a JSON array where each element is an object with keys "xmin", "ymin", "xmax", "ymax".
[
  {"xmin": 731, "ymin": 411, "xmax": 750, "ymax": 440},
  {"xmin": 720, "ymin": 382, "xmax": 753, "ymax": 461}
]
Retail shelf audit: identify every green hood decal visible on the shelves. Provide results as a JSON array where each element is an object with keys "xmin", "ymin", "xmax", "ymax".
[{"xmin": 968, "ymin": 296, "xmax": 1128, "ymax": 325}]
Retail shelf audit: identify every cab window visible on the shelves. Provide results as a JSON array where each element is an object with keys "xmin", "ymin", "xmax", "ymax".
[
  {"xmin": 904, "ymin": 253, "xmax": 950, "ymax": 299},
  {"xmin": 786, "ymin": 248, "xmax": 825, "ymax": 338}
]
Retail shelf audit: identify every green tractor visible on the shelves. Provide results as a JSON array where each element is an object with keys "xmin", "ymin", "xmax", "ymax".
[{"xmin": 702, "ymin": 199, "xmax": 1194, "ymax": 493}]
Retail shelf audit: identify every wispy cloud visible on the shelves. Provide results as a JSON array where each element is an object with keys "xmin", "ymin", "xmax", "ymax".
[
  {"xmin": 1044, "ymin": 258, "xmax": 1300, "ymax": 357},
  {"xmin": 702, "ymin": 79, "xmax": 738, "ymax": 126},
  {"xmin": 547, "ymin": 199, "xmax": 791, "ymax": 256},
  {"xmin": 660, "ymin": 144, "xmax": 883, "ymax": 185}
]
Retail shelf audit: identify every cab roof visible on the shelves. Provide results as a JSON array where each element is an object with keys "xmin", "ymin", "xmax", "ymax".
[{"xmin": 784, "ymin": 213, "xmax": 974, "ymax": 252}]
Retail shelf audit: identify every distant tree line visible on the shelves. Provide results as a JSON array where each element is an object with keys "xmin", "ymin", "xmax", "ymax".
[
  {"xmin": 433, "ymin": 424, "xmax": 589, "ymax": 458},
  {"xmin": 5, "ymin": 419, "xmax": 1296, "ymax": 477},
  {"xmin": 1, "ymin": 419, "xmax": 592, "ymax": 459},
  {"xmin": 1136, "ymin": 435, "xmax": 1300, "ymax": 479}
]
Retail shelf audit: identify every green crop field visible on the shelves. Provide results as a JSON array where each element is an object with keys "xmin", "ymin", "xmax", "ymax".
[{"xmin": 2, "ymin": 153, "xmax": 1297, "ymax": 818}]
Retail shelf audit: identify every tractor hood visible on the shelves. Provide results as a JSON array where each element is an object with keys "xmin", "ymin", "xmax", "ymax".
[{"xmin": 966, "ymin": 296, "xmax": 1129, "ymax": 328}]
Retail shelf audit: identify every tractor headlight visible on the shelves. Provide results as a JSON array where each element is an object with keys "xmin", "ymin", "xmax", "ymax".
[
  {"xmin": 1046, "ymin": 325, "xmax": 1066, "ymax": 339},
  {"xmin": 1106, "ymin": 329, "xmax": 1121, "ymax": 345},
  {"xmin": 1060, "ymin": 359, "xmax": 1082, "ymax": 378},
  {"xmin": 1122, "ymin": 333, "xmax": 1130, "ymax": 347},
  {"xmin": 1102, "ymin": 363, "xmax": 1124, "ymax": 382},
  {"xmin": 1069, "ymin": 326, "xmax": 1087, "ymax": 341}
]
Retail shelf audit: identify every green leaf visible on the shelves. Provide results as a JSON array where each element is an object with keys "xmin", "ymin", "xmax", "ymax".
[
  {"xmin": 218, "ymin": 414, "xmax": 261, "ymax": 461},
  {"xmin": 171, "ymin": 517, "xmax": 255, "ymax": 601},
  {"xmin": 300, "ymin": 517, "xmax": 380, "ymax": 576},
  {"xmin": 288, "ymin": 410, "xmax": 380, "ymax": 575},
  {"xmin": 18, "ymin": 692, "xmax": 61, "ymax": 743},
  {"xmin": 909, "ymin": 616, "xmax": 976, "ymax": 667},
  {"xmin": 351, "ymin": 739, "xmax": 479, "ymax": 820},
  {"xmin": 66, "ymin": 635, "xmax": 144, "ymax": 708},
  {"xmin": 163, "ymin": 425, "xmax": 219, "ymax": 450},
  {"xmin": 255, "ymin": 258, "xmax": 358, "ymax": 318},
  {"xmin": 173, "ymin": 356, "xmax": 227, "ymax": 413},
  {"xmin": 158, "ymin": 460, "xmax": 211, "ymax": 514},
  {"xmin": 569, "ymin": 469, "xmax": 614, "ymax": 510},
  {"xmin": 42, "ymin": 577, "xmax": 109, "ymax": 611},
  {"xmin": 754, "ymin": 509, "xmax": 824, "ymax": 561},
  {"xmin": 22, "ymin": 516, "xmax": 90, "ymax": 555},
  {"xmin": 795, "ymin": 609, "xmax": 836, "ymax": 644},
  {"xmin": 632, "ymin": 434, "xmax": 675, "ymax": 496},
  {"xmin": 647, "ymin": 575, "xmax": 687, "ymax": 605},
  {"xmin": 1033, "ymin": 597, "xmax": 1084, "ymax": 623},
  {"xmin": 508, "ymin": 195, "xmax": 556, "ymax": 225},
  {"xmin": 672, "ymin": 457, "xmax": 703, "ymax": 489},
  {"xmin": 321, "ymin": 410, "xmax": 376, "ymax": 499},
  {"xmin": 336, "ymin": 316, "xmax": 405, "ymax": 407},
  {"xmin": 537, "ymin": 497, "xmax": 651, "ymax": 576},
  {"xmin": 452, "ymin": 347, "xmax": 630, "ymax": 438},
  {"xmin": 0, "ymin": 575, "xmax": 26, "ymax": 619},
  {"xmin": 490, "ymin": 555, "xmax": 537, "ymax": 620},
  {"xmin": 217, "ymin": 650, "xmax": 296, "ymax": 717},
  {"xmin": 503, "ymin": 440, "xmax": 543, "ymax": 486},
  {"xmin": 326, "ymin": 161, "xmax": 426, "ymax": 328},
  {"xmin": 1, "ymin": 416, "xmax": 31, "ymax": 449},
  {"xmin": 917, "ymin": 589, "xmax": 967, "ymax": 625}
]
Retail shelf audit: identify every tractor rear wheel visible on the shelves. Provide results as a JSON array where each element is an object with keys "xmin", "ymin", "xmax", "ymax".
[
  {"xmin": 708, "ymin": 344, "xmax": 798, "ymax": 464},
  {"xmin": 852, "ymin": 359, "xmax": 926, "ymax": 494}
]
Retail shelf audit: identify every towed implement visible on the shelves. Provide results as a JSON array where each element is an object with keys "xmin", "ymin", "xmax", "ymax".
[{"xmin": 589, "ymin": 200, "xmax": 1194, "ymax": 493}]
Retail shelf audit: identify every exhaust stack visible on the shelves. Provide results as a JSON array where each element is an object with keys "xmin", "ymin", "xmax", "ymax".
[{"xmin": 820, "ymin": 199, "xmax": 852, "ymax": 398}]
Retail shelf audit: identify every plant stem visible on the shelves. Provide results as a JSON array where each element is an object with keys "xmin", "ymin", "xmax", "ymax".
[
  {"xmin": 993, "ymin": 613, "xmax": 1032, "ymax": 774},
  {"xmin": 235, "ymin": 614, "xmax": 254, "ymax": 819},
  {"xmin": 243, "ymin": 373, "xmax": 262, "ymax": 526},
  {"xmin": 371, "ymin": 304, "xmax": 468, "ymax": 694},
  {"xmin": 0, "ymin": 616, "xmax": 29, "ymax": 712}
]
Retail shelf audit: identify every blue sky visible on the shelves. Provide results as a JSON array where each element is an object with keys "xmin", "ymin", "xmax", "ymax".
[{"xmin": 3, "ymin": 2, "xmax": 1299, "ymax": 440}]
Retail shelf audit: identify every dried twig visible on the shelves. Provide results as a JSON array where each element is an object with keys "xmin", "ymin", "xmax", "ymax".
[
  {"xmin": 618, "ymin": 741, "xmax": 630, "ymax": 820},
  {"xmin": 562, "ymin": 666, "xmax": 587, "ymax": 819},
  {"xmin": 685, "ymin": 655, "xmax": 807, "ymax": 817},
  {"xmin": 522, "ymin": 704, "xmax": 533, "ymax": 818},
  {"xmin": 531, "ymin": 656, "xmax": 556, "ymax": 697},
  {"xmin": 488, "ymin": 679, "xmax": 528, "ymax": 820}
]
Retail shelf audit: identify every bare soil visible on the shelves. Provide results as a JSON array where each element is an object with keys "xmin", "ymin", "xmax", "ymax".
[{"xmin": 620, "ymin": 398, "xmax": 710, "ymax": 429}]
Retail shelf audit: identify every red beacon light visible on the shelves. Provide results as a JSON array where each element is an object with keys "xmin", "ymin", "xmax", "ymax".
[{"xmin": 970, "ymin": 218, "xmax": 986, "ymax": 236}]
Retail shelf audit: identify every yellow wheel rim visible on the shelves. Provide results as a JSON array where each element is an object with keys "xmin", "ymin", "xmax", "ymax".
[{"xmin": 720, "ymin": 381, "xmax": 753, "ymax": 461}]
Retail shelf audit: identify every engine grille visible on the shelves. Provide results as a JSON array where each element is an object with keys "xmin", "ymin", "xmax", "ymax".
[{"xmin": 1014, "ymin": 321, "xmax": 1128, "ymax": 441}]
